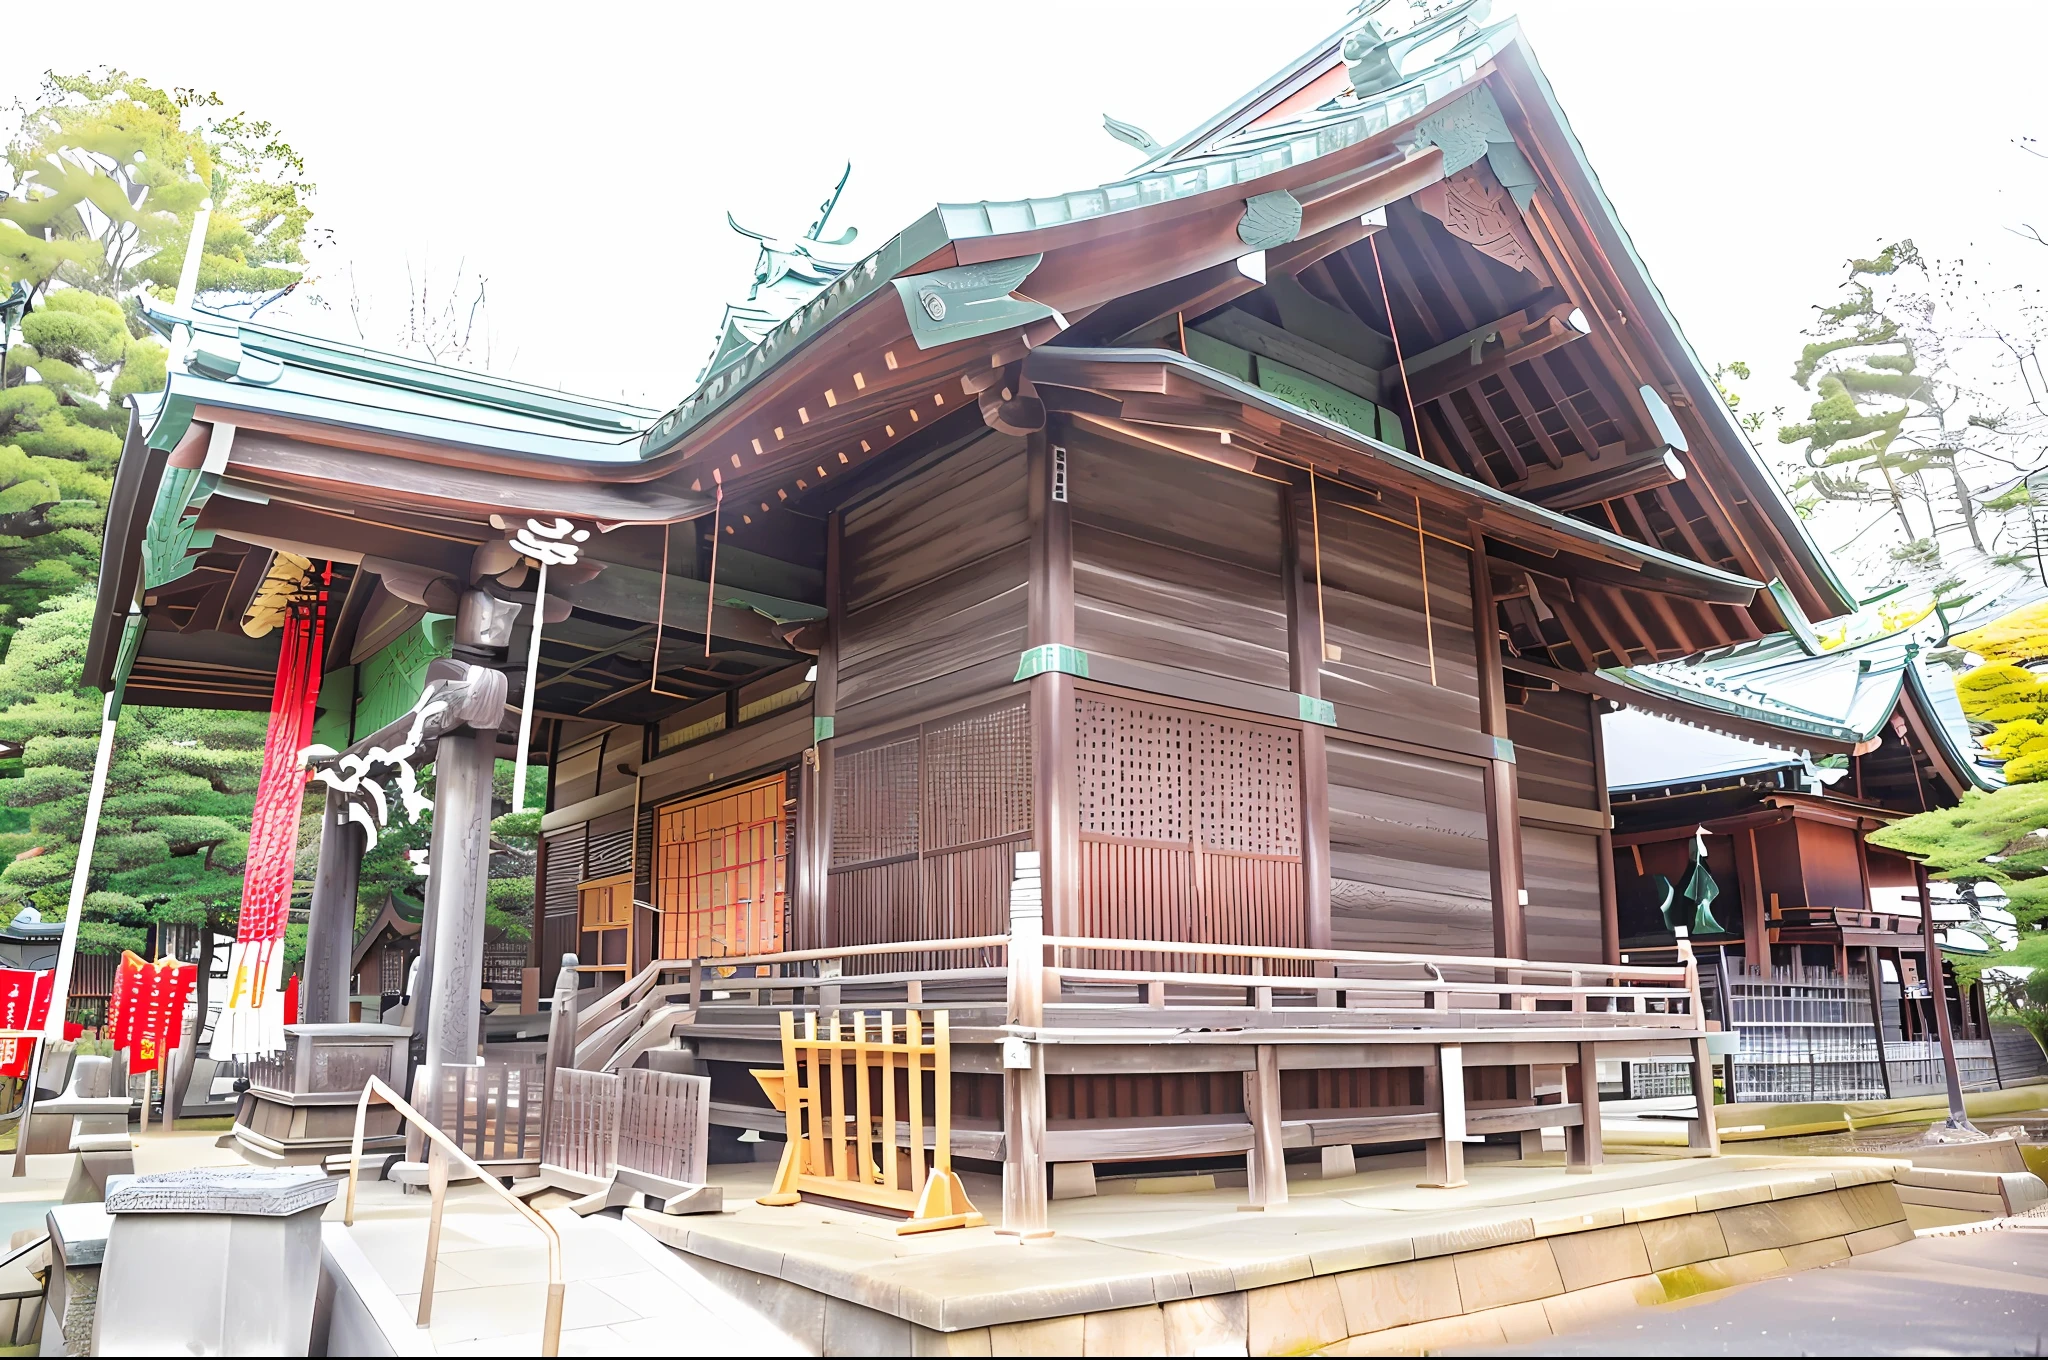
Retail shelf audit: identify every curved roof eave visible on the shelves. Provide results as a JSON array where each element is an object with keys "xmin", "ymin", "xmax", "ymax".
[
  {"xmin": 638, "ymin": 27, "xmax": 1499, "ymax": 464},
  {"xmin": 1486, "ymin": 29, "xmax": 1856, "ymax": 621},
  {"xmin": 1034, "ymin": 344, "xmax": 1764, "ymax": 602}
]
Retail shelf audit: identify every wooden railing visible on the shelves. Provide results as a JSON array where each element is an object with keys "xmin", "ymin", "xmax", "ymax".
[
  {"xmin": 345, "ymin": 1075, "xmax": 565, "ymax": 1356},
  {"xmin": 1040, "ymin": 935, "xmax": 1701, "ymax": 1019}
]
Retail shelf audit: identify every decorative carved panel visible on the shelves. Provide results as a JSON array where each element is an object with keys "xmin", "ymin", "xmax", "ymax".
[{"xmin": 1416, "ymin": 166, "xmax": 1539, "ymax": 276}]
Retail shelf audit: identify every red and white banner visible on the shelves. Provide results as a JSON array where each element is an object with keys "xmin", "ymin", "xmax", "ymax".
[
  {"xmin": 0, "ymin": 968, "xmax": 54, "ymax": 1079},
  {"xmin": 214, "ymin": 577, "xmax": 325, "ymax": 1059},
  {"xmin": 108, "ymin": 952, "xmax": 196, "ymax": 1075}
]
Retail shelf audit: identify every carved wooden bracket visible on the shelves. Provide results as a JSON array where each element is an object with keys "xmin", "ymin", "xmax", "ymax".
[{"xmin": 1415, "ymin": 164, "xmax": 1548, "ymax": 281}]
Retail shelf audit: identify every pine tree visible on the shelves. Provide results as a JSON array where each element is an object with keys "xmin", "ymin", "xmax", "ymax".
[
  {"xmin": 0, "ymin": 72, "xmax": 315, "ymax": 652},
  {"xmin": 0, "ymin": 592, "xmax": 267, "ymax": 954},
  {"xmin": 1778, "ymin": 242, "xmax": 1985, "ymax": 555}
]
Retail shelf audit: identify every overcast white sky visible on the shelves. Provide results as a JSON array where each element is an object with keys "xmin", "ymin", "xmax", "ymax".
[{"xmin": 12, "ymin": 1, "xmax": 2048, "ymax": 586}]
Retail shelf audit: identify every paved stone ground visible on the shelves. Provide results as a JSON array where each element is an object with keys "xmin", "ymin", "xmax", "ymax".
[{"xmin": 1473, "ymin": 1223, "xmax": 2048, "ymax": 1356}]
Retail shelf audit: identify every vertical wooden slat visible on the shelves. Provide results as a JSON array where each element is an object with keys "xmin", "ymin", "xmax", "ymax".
[
  {"xmin": 853, "ymin": 1011, "xmax": 873, "ymax": 1186},
  {"xmin": 907, "ymin": 1008, "xmax": 926, "ymax": 1192},
  {"xmin": 934, "ymin": 1011, "xmax": 953, "ymax": 1178},
  {"xmin": 880, "ymin": 1011, "xmax": 898, "ymax": 1194}
]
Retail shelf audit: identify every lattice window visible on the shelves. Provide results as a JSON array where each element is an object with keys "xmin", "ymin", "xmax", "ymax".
[
  {"xmin": 923, "ymin": 701, "xmax": 1031, "ymax": 852},
  {"xmin": 1075, "ymin": 694, "xmax": 1192, "ymax": 843},
  {"xmin": 1197, "ymin": 718, "xmax": 1300, "ymax": 856},
  {"xmin": 831, "ymin": 736, "xmax": 919, "ymax": 866}
]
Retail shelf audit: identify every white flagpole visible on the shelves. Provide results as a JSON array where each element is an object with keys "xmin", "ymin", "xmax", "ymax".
[{"xmin": 511, "ymin": 557, "xmax": 548, "ymax": 816}]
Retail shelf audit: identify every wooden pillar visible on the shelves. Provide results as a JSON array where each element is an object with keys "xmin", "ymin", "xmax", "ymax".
[
  {"xmin": 1284, "ymin": 478, "xmax": 1333, "ymax": 949},
  {"xmin": 1587, "ymin": 694, "xmax": 1621, "ymax": 965},
  {"xmin": 1915, "ymin": 861, "xmax": 1970, "ymax": 1126},
  {"xmin": 805, "ymin": 512, "xmax": 842, "ymax": 951},
  {"xmin": 1467, "ymin": 529, "xmax": 1525, "ymax": 957},
  {"xmin": 1865, "ymin": 945, "xmax": 1892, "ymax": 1098},
  {"xmin": 1244, "ymin": 1044, "xmax": 1288, "ymax": 1206},
  {"xmin": 538, "ymin": 954, "xmax": 580, "ymax": 1147},
  {"xmin": 302, "ymin": 787, "xmax": 365, "ymax": 1026},
  {"xmin": 1001, "ymin": 870, "xmax": 1049, "ymax": 1236},
  {"xmin": 1027, "ymin": 430, "xmax": 1079, "ymax": 938},
  {"xmin": 418, "ymin": 590, "xmax": 515, "ymax": 1131},
  {"xmin": 1734, "ymin": 828, "xmax": 1768, "ymax": 976},
  {"xmin": 1422, "ymin": 1043, "xmax": 1467, "ymax": 1188},
  {"xmin": 1686, "ymin": 1038, "xmax": 1719, "ymax": 1155},
  {"xmin": 1565, "ymin": 1042, "xmax": 1603, "ymax": 1172}
]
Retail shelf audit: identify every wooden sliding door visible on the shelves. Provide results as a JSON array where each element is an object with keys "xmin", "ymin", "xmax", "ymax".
[{"xmin": 654, "ymin": 774, "xmax": 787, "ymax": 960}]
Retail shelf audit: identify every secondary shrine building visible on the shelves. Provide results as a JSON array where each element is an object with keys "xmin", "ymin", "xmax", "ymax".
[{"xmin": 85, "ymin": 3, "xmax": 1866, "ymax": 1183}]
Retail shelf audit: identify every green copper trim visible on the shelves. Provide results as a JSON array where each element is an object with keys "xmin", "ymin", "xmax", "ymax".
[
  {"xmin": 892, "ymin": 254, "xmax": 1055, "ymax": 351},
  {"xmin": 1296, "ymin": 693, "xmax": 1336, "ymax": 727},
  {"xmin": 1491, "ymin": 735, "xmax": 1516, "ymax": 763},
  {"xmin": 814, "ymin": 715, "xmax": 835, "ymax": 744},
  {"xmin": 1768, "ymin": 579, "xmax": 1825, "ymax": 657},
  {"xmin": 1014, "ymin": 644, "xmax": 1090, "ymax": 682},
  {"xmin": 139, "ymin": 464, "xmax": 216, "ymax": 591},
  {"xmin": 104, "ymin": 612, "xmax": 145, "ymax": 720},
  {"xmin": 1238, "ymin": 191, "xmax": 1302, "ymax": 249}
]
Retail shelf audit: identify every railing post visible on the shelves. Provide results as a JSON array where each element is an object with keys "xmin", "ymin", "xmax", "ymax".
[
  {"xmin": 1001, "ymin": 853, "xmax": 1048, "ymax": 1238},
  {"xmin": 539, "ymin": 954, "xmax": 579, "ymax": 1154},
  {"xmin": 819, "ymin": 957, "xmax": 841, "ymax": 1013},
  {"xmin": 1244, "ymin": 1043, "xmax": 1287, "ymax": 1207},
  {"xmin": 1421, "ymin": 1043, "xmax": 1467, "ymax": 1189},
  {"xmin": 1565, "ymin": 1042, "xmax": 1603, "ymax": 1173}
]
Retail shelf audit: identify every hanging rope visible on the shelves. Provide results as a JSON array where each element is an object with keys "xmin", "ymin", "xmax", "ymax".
[{"xmin": 1369, "ymin": 232, "xmax": 1439, "ymax": 687}]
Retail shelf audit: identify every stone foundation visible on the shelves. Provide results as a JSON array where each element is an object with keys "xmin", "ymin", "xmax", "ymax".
[{"xmin": 632, "ymin": 1166, "xmax": 1913, "ymax": 1356}]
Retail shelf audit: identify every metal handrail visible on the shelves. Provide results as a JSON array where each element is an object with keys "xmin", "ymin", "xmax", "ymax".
[{"xmin": 344, "ymin": 1075, "xmax": 564, "ymax": 1356}]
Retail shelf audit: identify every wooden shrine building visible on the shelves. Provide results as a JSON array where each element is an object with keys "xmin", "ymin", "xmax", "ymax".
[
  {"xmin": 1595, "ymin": 610, "xmax": 2010, "ymax": 1099},
  {"xmin": 82, "ymin": 3, "xmax": 1866, "ymax": 1209}
]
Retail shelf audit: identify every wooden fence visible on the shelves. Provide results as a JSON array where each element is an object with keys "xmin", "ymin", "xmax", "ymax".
[
  {"xmin": 755, "ymin": 1009, "xmax": 983, "ymax": 1234},
  {"xmin": 438, "ymin": 1049, "xmax": 546, "ymax": 1168}
]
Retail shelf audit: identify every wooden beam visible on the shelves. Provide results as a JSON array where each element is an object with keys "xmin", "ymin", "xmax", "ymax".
[
  {"xmin": 1470, "ymin": 527, "xmax": 1525, "ymax": 959},
  {"xmin": 1409, "ymin": 313, "xmax": 1587, "ymax": 409},
  {"xmin": 1734, "ymin": 827, "xmax": 1768, "ymax": 976},
  {"xmin": 1029, "ymin": 427, "xmax": 1079, "ymax": 938},
  {"xmin": 1588, "ymin": 691, "xmax": 1621, "ymax": 965},
  {"xmin": 1521, "ymin": 449, "xmax": 1684, "ymax": 512},
  {"xmin": 1285, "ymin": 477, "xmax": 1333, "ymax": 951}
]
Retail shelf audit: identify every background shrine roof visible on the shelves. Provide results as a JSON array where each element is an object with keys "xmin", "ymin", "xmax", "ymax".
[
  {"xmin": 1600, "ymin": 591, "xmax": 1996, "ymax": 792},
  {"xmin": 137, "ymin": 301, "xmax": 656, "ymax": 461}
]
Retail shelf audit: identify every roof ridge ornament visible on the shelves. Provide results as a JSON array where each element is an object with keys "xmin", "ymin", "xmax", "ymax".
[
  {"xmin": 1102, "ymin": 114, "xmax": 1162, "ymax": 157},
  {"xmin": 1343, "ymin": 0, "xmax": 1493, "ymax": 100}
]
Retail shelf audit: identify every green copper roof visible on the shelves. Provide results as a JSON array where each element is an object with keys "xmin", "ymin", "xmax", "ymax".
[
  {"xmin": 138, "ymin": 300, "xmax": 656, "ymax": 460},
  {"xmin": 1601, "ymin": 593, "xmax": 1995, "ymax": 790},
  {"xmin": 638, "ymin": 9, "xmax": 1508, "ymax": 463}
]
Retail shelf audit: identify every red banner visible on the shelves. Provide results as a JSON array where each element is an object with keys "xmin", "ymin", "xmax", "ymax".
[
  {"xmin": 108, "ymin": 953, "xmax": 196, "ymax": 1075},
  {"xmin": 0, "ymin": 969, "xmax": 54, "ymax": 1079}
]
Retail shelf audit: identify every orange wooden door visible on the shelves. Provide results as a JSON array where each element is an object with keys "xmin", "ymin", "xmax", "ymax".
[
  {"xmin": 656, "ymin": 775, "xmax": 786, "ymax": 960},
  {"xmin": 577, "ymin": 874, "xmax": 635, "ymax": 987}
]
